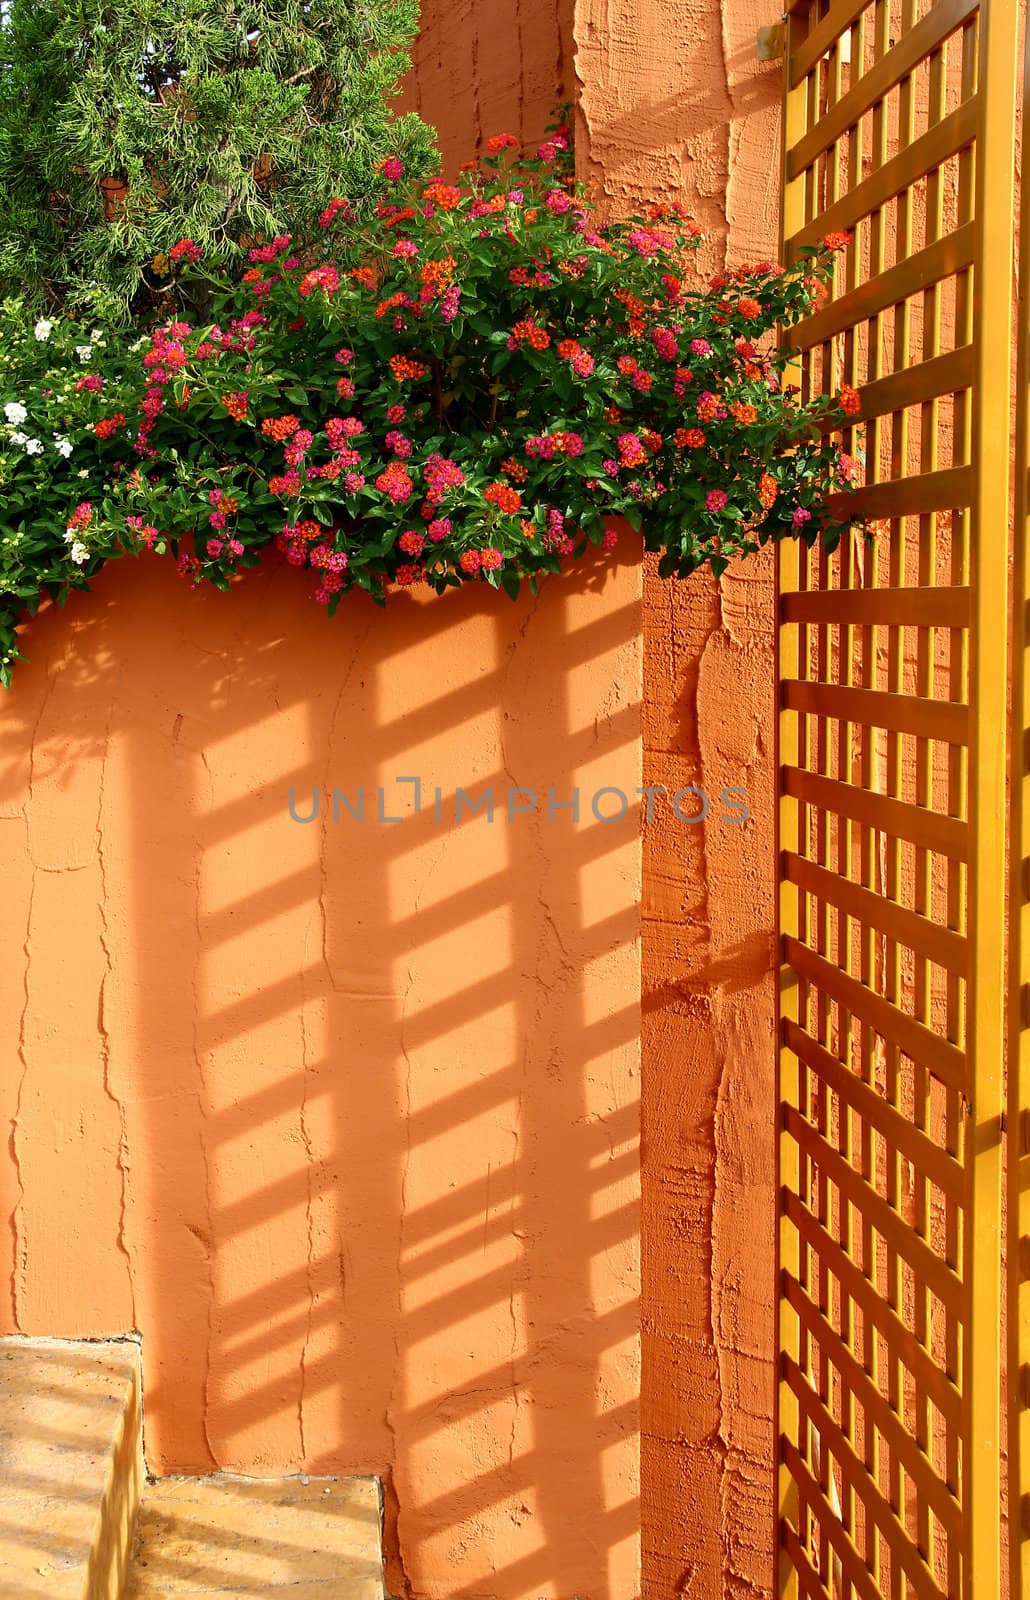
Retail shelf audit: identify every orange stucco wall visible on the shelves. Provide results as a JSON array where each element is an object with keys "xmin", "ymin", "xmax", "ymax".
[
  {"xmin": 572, "ymin": 2, "xmax": 784, "ymax": 1595},
  {"xmin": 0, "ymin": 3, "xmax": 785, "ymax": 1595},
  {"xmin": 0, "ymin": 548, "xmax": 641, "ymax": 1599}
]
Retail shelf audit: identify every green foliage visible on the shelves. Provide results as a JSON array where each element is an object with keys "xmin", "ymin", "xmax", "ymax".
[{"xmin": 0, "ymin": 0, "xmax": 437, "ymax": 319}]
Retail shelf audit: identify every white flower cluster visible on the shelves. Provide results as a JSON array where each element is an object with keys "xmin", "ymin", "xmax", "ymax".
[
  {"xmin": 62, "ymin": 527, "xmax": 89, "ymax": 564},
  {"xmin": 3, "ymin": 401, "xmax": 74, "ymax": 460},
  {"xmin": 34, "ymin": 319, "xmax": 53, "ymax": 342}
]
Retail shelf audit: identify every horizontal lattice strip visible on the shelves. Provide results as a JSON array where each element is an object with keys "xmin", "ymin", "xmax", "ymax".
[
  {"xmin": 788, "ymin": 0, "xmax": 978, "ymax": 151},
  {"xmin": 815, "ymin": 349, "xmax": 975, "ymax": 432},
  {"xmin": 789, "ymin": 228, "xmax": 974, "ymax": 350},
  {"xmin": 826, "ymin": 467, "xmax": 973, "ymax": 521},
  {"xmin": 784, "ymin": 854, "xmax": 967, "ymax": 973},
  {"xmin": 784, "ymin": 1019, "xmax": 966, "ymax": 1199},
  {"xmin": 785, "ymin": 938, "xmax": 968, "ymax": 1091},
  {"xmin": 782, "ymin": 768, "xmax": 967, "ymax": 857},
  {"xmin": 788, "ymin": 101, "xmax": 977, "ymax": 255},
  {"xmin": 788, "ymin": 0, "xmax": 874, "ymax": 87},
  {"xmin": 781, "ymin": 582, "xmax": 970, "ymax": 627},
  {"xmin": 782, "ymin": 681, "xmax": 969, "ymax": 742}
]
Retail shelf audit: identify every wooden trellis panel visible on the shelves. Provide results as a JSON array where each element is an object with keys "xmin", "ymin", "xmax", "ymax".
[{"xmin": 776, "ymin": 0, "xmax": 1017, "ymax": 1593}]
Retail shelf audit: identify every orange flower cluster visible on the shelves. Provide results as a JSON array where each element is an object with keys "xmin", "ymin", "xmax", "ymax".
[
  {"xmin": 382, "ymin": 206, "xmax": 417, "ymax": 231},
  {"xmin": 376, "ymin": 291, "xmax": 410, "ymax": 320},
  {"xmin": 220, "ymin": 392, "xmax": 249, "ymax": 421},
  {"xmin": 512, "ymin": 318, "xmax": 551, "ymax": 350},
  {"xmin": 824, "ymin": 230, "xmax": 852, "ymax": 250},
  {"xmin": 423, "ymin": 183, "xmax": 462, "ymax": 211},
  {"xmin": 486, "ymin": 133, "xmax": 518, "ymax": 153},
  {"xmin": 501, "ymin": 456, "xmax": 529, "ymax": 482},
  {"xmin": 839, "ymin": 384, "xmax": 862, "ymax": 416},
  {"xmin": 729, "ymin": 401, "xmax": 758, "ymax": 424},
  {"xmin": 261, "ymin": 414, "xmax": 300, "ymax": 441},
  {"xmin": 674, "ymin": 427, "xmax": 706, "ymax": 449},
  {"xmin": 350, "ymin": 266, "xmax": 377, "ymax": 290},
  {"xmin": 389, "ymin": 355, "xmax": 428, "ymax": 382},
  {"xmin": 758, "ymin": 473, "xmax": 778, "ymax": 509},
  {"xmin": 484, "ymin": 482, "xmax": 522, "ymax": 514},
  {"xmin": 420, "ymin": 256, "xmax": 457, "ymax": 289},
  {"xmin": 612, "ymin": 291, "xmax": 647, "ymax": 333},
  {"xmin": 737, "ymin": 297, "xmax": 762, "ymax": 320},
  {"xmin": 94, "ymin": 413, "xmax": 126, "ymax": 438}
]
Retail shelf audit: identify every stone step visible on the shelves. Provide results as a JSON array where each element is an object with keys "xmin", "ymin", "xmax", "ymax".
[
  {"xmin": 0, "ymin": 1335, "xmax": 143, "ymax": 1600},
  {"xmin": 124, "ymin": 1474, "xmax": 384, "ymax": 1598}
]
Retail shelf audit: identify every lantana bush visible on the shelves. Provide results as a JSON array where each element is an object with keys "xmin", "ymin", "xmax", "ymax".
[{"xmin": 0, "ymin": 120, "xmax": 860, "ymax": 685}]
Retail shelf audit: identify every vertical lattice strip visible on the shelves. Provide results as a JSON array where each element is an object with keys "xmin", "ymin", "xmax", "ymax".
[
  {"xmin": 1009, "ymin": 15, "xmax": 1030, "ymax": 1597},
  {"xmin": 775, "ymin": 0, "xmax": 1018, "ymax": 1594}
]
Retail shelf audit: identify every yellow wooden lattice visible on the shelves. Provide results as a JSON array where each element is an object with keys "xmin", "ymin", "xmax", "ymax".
[{"xmin": 776, "ymin": 0, "xmax": 1017, "ymax": 1592}]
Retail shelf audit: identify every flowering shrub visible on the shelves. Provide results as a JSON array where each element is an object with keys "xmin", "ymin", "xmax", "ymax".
[{"xmin": 0, "ymin": 119, "xmax": 860, "ymax": 685}]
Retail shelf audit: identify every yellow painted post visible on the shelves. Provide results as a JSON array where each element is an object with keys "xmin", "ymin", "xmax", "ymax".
[
  {"xmin": 967, "ymin": 0, "xmax": 1018, "ymax": 1591},
  {"xmin": 777, "ymin": 9, "xmax": 812, "ymax": 1595}
]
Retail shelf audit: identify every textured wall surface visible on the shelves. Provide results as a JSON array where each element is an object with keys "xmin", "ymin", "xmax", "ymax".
[
  {"xmin": 398, "ymin": 0, "xmax": 574, "ymax": 170},
  {"xmin": 573, "ymin": 0, "xmax": 784, "ymax": 1594},
  {"xmin": 0, "ymin": 0, "xmax": 787, "ymax": 1591},
  {"xmin": 0, "ymin": 551, "xmax": 641, "ymax": 1600}
]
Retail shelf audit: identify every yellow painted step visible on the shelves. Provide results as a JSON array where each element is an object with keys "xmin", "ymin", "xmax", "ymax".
[
  {"xmin": 0, "ymin": 1335, "xmax": 143, "ymax": 1600},
  {"xmin": 124, "ymin": 1475, "xmax": 384, "ymax": 1598}
]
